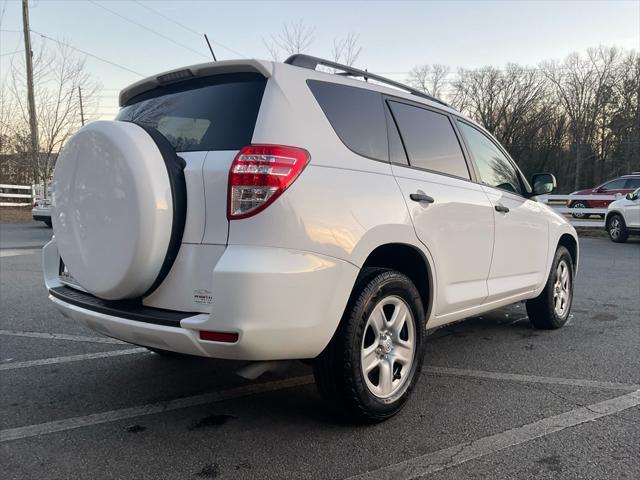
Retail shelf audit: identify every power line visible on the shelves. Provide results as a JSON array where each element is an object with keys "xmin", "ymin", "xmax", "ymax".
[
  {"xmin": 88, "ymin": 0, "xmax": 209, "ymax": 60},
  {"xmin": 133, "ymin": 0, "xmax": 200, "ymax": 36},
  {"xmin": 0, "ymin": 49, "xmax": 23, "ymax": 57},
  {"xmin": 30, "ymin": 29, "xmax": 145, "ymax": 77},
  {"xmin": 131, "ymin": 0, "xmax": 246, "ymax": 58}
]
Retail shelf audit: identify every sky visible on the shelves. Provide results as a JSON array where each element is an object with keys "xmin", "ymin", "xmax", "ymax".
[{"xmin": 1, "ymin": 0, "xmax": 639, "ymax": 119}]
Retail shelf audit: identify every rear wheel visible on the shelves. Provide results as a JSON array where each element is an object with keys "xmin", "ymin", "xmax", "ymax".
[
  {"xmin": 313, "ymin": 269, "xmax": 426, "ymax": 422},
  {"xmin": 526, "ymin": 246, "xmax": 574, "ymax": 329},
  {"xmin": 606, "ymin": 214, "xmax": 628, "ymax": 243}
]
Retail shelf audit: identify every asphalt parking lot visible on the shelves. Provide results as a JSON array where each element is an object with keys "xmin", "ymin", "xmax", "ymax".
[{"xmin": 1, "ymin": 222, "xmax": 639, "ymax": 479}]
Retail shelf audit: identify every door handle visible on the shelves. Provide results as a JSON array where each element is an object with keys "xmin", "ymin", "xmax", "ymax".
[
  {"xmin": 410, "ymin": 193, "xmax": 435, "ymax": 203},
  {"xmin": 495, "ymin": 204, "xmax": 510, "ymax": 213}
]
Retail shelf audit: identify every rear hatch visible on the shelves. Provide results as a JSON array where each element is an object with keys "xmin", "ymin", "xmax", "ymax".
[{"xmin": 115, "ymin": 71, "xmax": 268, "ymax": 245}]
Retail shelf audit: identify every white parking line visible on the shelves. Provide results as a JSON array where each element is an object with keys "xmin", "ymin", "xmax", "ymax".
[
  {"xmin": 0, "ymin": 348, "xmax": 146, "ymax": 371},
  {"xmin": 425, "ymin": 366, "xmax": 639, "ymax": 391},
  {"xmin": 0, "ymin": 329, "xmax": 126, "ymax": 345},
  {"xmin": 347, "ymin": 389, "xmax": 640, "ymax": 480},
  {"xmin": 0, "ymin": 375, "xmax": 314, "ymax": 442},
  {"xmin": 0, "ymin": 248, "xmax": 41, "ymax": 258}
]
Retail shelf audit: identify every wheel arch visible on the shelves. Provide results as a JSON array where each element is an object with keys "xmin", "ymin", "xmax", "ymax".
[
  {"xmin": 359, "ymin": 242, "xmax": 434, "ymax": 323},
  {"xmin": 605, "ymin": 209, "xmax": 624, "ymax": 226},
  {"xmin": 558, "ymin": 232, "xmax": 579, "ymax": 273}
]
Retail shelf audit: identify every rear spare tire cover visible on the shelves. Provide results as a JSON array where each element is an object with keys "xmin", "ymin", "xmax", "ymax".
[{"xmin": 52, "ymin": 120, "xmax": 182, "ymax": 300}]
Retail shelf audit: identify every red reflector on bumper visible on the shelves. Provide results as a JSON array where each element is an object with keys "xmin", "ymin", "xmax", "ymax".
[{"xmin": 199, "ymin": 330, "xmax": 239, "ymax": 343}]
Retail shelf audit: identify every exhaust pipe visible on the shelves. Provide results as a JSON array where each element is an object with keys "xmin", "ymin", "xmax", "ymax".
[{"xmin": 236, "ymin": 360, "xmax": 295, "ymax": 380}]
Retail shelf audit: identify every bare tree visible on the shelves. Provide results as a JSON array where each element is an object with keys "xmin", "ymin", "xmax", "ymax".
[
  {"xmin": 263, "ymin": 20, "xmax": 315, "ymax": 61},
  {"xmin": 332, "ymin": 32, "xmax": 362, "ymax": 66},
  {"xmin": 541, "ymin": 47, "xmax": 623, "ymax": 189},
  {"xmin": 3, "ymin": 41, "xmax": 99, "ymax": 189},
  {"xmin": 406, "ymin": 64, "xmax": 450, "ymax": 98}
]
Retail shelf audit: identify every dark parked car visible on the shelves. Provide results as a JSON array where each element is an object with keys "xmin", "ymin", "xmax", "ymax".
[{"xmin": 568, "ymin": 173, "xmax": 640, "ymax": 218}]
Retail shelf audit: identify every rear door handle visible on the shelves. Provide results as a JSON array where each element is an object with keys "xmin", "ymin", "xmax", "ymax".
[
  {"xmin": 495, "ymin": 204, "xmax": 510, "ymax": 213},
  {"xmin": 410, "ymin": 193, "xmax": 435, "ymax": 203}
]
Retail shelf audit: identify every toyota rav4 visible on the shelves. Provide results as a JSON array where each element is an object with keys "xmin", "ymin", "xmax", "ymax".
[{"xmin": 44, "ymin": 55, "xmax": 578, "ymax": 421}]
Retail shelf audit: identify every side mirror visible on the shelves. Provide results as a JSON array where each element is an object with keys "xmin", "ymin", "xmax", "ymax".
[
  {"xmin": 531, "ymin": 173, "xmax": 556, "ymax": 195},
  {"xmin": 625, "ymin": 193, "xmax": 633, "ymax": 200}
]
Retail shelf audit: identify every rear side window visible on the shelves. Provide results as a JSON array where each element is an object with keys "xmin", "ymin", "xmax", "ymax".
[
  {"xmin": 116, "ymin": 73, "xmax": 266, "ymax": 152},
  {"xmin": 388, "ymin": 101, "xmax": 470, "ymax": 179},
  {"xmin": 307, "ymin": 80, "xmax": 388, "ymax": 161}
]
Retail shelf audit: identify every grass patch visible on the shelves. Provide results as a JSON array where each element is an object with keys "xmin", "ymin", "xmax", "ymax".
[
  {"xmin": 575, "ymin": 227, "xmax": 608, "ymax": 238},
  {"xmin": 0, "ymin": 207, "xmax": 35, "ymax": 224}
]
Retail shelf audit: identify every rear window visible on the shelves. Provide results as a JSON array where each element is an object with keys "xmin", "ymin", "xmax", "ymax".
[
  {"xmin": 116, "ymin": 73, "xmax": 266, "ymax": 152},
  {"xmin": 307, "ymin": 80, "xmax": 388, "ymax": 161}
]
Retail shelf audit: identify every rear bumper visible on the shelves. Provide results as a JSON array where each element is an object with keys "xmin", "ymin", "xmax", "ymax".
[{"xmin": 44, "ymin": 240, "xmax": 358, "ymax": 360}]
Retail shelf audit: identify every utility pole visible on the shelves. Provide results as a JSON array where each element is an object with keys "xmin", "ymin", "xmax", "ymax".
[
  {"xmin": 78, "ymin": 86, "xmax": 85, "ymax": 126},
  {"xmin": 22, "ymin": 0, "xmax": 39, "ymax": 182}
]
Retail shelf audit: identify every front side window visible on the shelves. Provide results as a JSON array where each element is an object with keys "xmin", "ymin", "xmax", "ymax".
[
  {"xmin": 625, "ymin": 178, "xmax": 640, "ymax": 189},
  {"xmin": 388, "ymin": 101, "xmax": 470, "ymax": 179},
  {"xmin": 599, "ymin": 179, "xmax": 627, "ymax": 191},
  {"xmin": 307, "ymin": 80, "xmax": 388, "ymax": 161},
  {"xmin": 457, "ymin": 121, "xmax": 522, "ymax": 195}
]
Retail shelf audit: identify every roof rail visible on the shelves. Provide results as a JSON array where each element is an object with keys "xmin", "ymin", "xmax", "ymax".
[{"xmin": 284, "ymin": 54, "xmax": 449, "ymax": 107}]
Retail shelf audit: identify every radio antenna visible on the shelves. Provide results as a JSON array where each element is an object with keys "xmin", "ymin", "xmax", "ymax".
[{"xmin": 204, "ymin": 34, "xmax": 217, "ymax": 61}]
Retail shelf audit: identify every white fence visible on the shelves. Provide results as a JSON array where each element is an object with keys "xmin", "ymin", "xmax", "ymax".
[
  {"xmin": 538, "ymin": 194, "xmax": 621, "ymax": 228},
  {"xmin": 0, "ymin": 184, "xmax": 34, "ymax": 207}
]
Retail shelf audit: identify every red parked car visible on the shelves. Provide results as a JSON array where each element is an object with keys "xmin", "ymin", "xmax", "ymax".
[{"xmin": 568, "ymin": 173, "xmax": 640, "ymax": 218}]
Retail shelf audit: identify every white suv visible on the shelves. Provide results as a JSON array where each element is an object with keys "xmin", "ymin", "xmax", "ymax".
[
  {"xmin": 605, "ymin": 187, "xmax": 640, "ymax": 242},
  {"xmin": 44, "ymin": 55, "xmax": 578, "ymax": 421}
]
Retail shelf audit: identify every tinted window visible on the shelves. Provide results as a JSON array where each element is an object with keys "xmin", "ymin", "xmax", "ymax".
[
  {"xmin": 457, "ymin": 121, "xmax": 522, "ymax": 194},
  {"xmin": 600, "ymin": 179, "xmax": 627, "ymax": 190},
  {"xmin": 625, "ymin": 178, "xmax": 640, "ymax": 189},
  {"xmin": 307, "ymin": 80, "xmax": 388, "ymax": 161},
  {"xmin": 385, "ymin": 106, "xmax": 408, "ymax": 165},
  {"xmin": 388, "ymin": 102, "xmax": 470, "ymax": 179},
  {"xmin": 117, "ymin": 73, "xmax": 266, "ymax": 152}
]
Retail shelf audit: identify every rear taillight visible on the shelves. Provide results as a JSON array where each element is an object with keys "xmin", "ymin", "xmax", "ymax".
[{"xmin": 227, "ymin": 144, "xmax": 310, "ymax": 220}]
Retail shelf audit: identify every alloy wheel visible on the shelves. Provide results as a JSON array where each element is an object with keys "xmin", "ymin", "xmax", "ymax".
[{"xmin": 361, "ymin": 295, "xmax": 416, "ymax": 399}]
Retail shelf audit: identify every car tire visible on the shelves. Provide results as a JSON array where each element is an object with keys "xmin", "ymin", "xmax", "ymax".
[
  {"xmin": 570, "ymin": 201, "xmax": 589, "ymax": 219},
  {"xmin": 313, "ymin": 268, "xmax": 426, "ymax": 423},
  {"xmin": 44, "ymin": 219, "xmax": 52, "ymax": 228},
  {"xmin": 606, "ymin": 213, "xmax": 629, "ymax": 243},
  {"xmin": 526, "ymin": 246, "xmax": 574, "ymax": 329}
]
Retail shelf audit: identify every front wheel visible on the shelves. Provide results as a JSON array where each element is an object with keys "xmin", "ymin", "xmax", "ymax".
[
  {"xmin": 313, "ymin": 269, "xmax": 426, "ymax": 422},
  {"xmin": 606, "ymin": 214, "xmax": 628, "ymax": 243},
  {"xmin": 526, "ymin": 246, "xmax": 574, "ymax": 329},
  {"xmin": 570, "ymin": 201, "xmax": 589, "ymax": 219}
]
